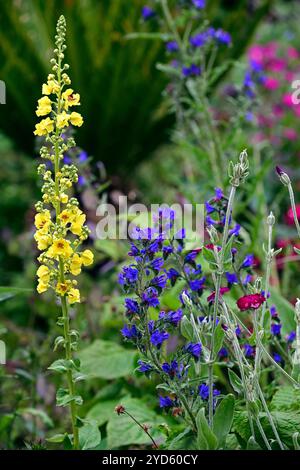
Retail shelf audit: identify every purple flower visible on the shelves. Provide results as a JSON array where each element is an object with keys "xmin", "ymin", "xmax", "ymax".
[
  {"xmin": 243, "ymin": 274, "xmax": 252, "ymax": 285},
  {"xmin": 198, "ymin": 383, "xmax": 220, "ymax": 400},
  {"xmin": 119, "ymin": 265, "xmax": 139, "ymax": 285},
  {"xmin": 192, "ymin": 0, "xmax": 206, "ymax": 8},
  {"xmin": 121, "ymin": 324, "xmax": 140, "ymax": 340},
  {"xmin": 151, "ymin": 257, "xmax": 164, "ymax": 271},
  {"xmin": 162, "ymin": 360, "xmax": 179, "ymax": 378},
  {"xmin": 125, "ymin": 298, "xmax": 140, "ymax": 315},
  {"xmin": 189, "ymin": 32, "xmax": 208, "ymax": 48},
  {"xmin": 235, "ymin": 325, "xmax": 242, "ymax": 337},
  {"xmin": 185, "ymin": 342, "xmax": 202, "ymax": 360},
  {"xmin": 273, "ymin": 353, "xmax": 282, "ymax": 363},
  {"xmin": 225, "ymin": 272, "xmax": 238, "ymax": 285},
  {"xmin": 241, "ymin": 254, "xmax": 254, "ymax": 268},
  {"xmin": 137, "ymin": 360, "xmax": 153, "ymax": 373},
  {"xmin": 128, "ymin": 243, "xmax": 139, "ymax": 257},
  {"xmin": 214, "ymin": 29, "xmax": 231, "ymax": 45},
  {"xmin": 189, "ymin": 277, "xmax": 205, "ymax": 291},
  {"xmin": 218, "ymin": 347, "xmax": 228, "ymax": 359},
  {"xmin": 163, "ymin": 245, "xmax": 173, "ymax": 257},
  {"xmin": 142, "ymin": 287, "xmax": 160, "ymax": 307},
  {"xmin": 166, "ymin": 268, "xmax": 180, "ymax": 285},
  {"xmin": 78, "ymin": 150, "xmax": 88, "ymax": 162},
  {"xmin": 182, "ymin": 64, "xmax": 201, "ymax": 77},
  {"xmin": 215, "ymin": 187, "xmax": 223, "ymax": 200},
  {"xmin": 63, "ymin": 154, "xmax": 72, "ymax": 164},
  {"xmin": 244, "ymin": 343, "xmax": 255, "ymax": 358},
  {"xmin": 271, "ymin": 323, "xmax": 282, "ymax": 336},
  {"xmin": 166, "ymin": 41, "xmax": 179, "ymax": 52},
  {"xmin": 206, "ymin": 215, "xmax": 217, "ymax": 226},
  {"xmin": 142, "ymin": 6, "xmax": 155, "ymax": 20},
  {"xmin": 77, "ymin": 175, "xmax": 86, "ymax": 186},
  {"xmin": 287, "ymin": 331, "xmax": 296, "ymax": 342},
  {"xmin": 159, "ymin": 396, "xmax": 175, "ymax": 408},
  {"xmin": 160, "ymin": 309, "xmax": 183, "ymax": 326},
  {"xmin": 229, "ymin": 224, "xmax": 241, "ymax": 237},
  {"xmin": 150, "ymin": 330, "xmax": 169, "ymax": 348},
  {"xmin": 205, "ymin": 201, "xmax": 215, "ymax": 214},
  {"xmin": 185, "ymin": 250, "xmax": 198, "ymax": 264},
  {"xmin": 151, "ymin": 274, "xmax": 167, "ymax": 289},
  {"xmin": 175, "ymin": 228, "xmax": 186, "ymax": 239},
  {"xmin": 270, "ymin": 305, "xmax": 278, "ymax": 318}
]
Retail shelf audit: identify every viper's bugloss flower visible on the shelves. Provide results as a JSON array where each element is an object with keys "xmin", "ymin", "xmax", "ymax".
[
  {"xmin": 182, "ymin": 64, "xmax": 201, "ymax": 77},
  {"xmin": 287, "ymin": 331, "xmax": 296, "ymax": 342},
  {"xmin": 273, "ymin": 353, "xmax": 283, "ymax": 363},
  {"xmin": 162, "ymin": 360, "xmax": 180, "ymax": 379},
  {"xmin": 166, "ymin": 41, "xmax": 179, "ymax": 52},
  {"xmin": 34, "ymin": 16, "xmax": 92, "ymax": 304},
  {"xmin": 244, "ymin": 343, "xmax": 255, "ymax": 357},
  {"xmin": 159, "ymin": 309, "xmax": 183, "ymax": 326},
  {"xmin": 198, "ymin": 383, "xmax": 220, "ymax": 400},
  {"xmin": 189, "ymin": 277, "xmax": 206, "ymax": 292},
  {"xmin": 137, "ymin": 360, "xmax": 153, "ymax": 373},
  {"xmin": 270, "ymin": 305, "xmax": 278, "ymax": 318},
  {"xmin": 225, "ymin": 272, "xmax": 238, "ymax": 285},
  {"xmin": 159, "ymin": 396, "xmax": 176, "ymax": 408},
  {"xmin": 241, "ymin": 253, "xmax": 254, "ymax": 268},
  {"xmin": 218, "ymin": 347, "xmax": 228, "ymax": 359},
  {"xmin": 125, "ymin": 298, "xmax": 140, "ymax": 316},
  {"xmin": 192, "ymin": 0, "xmax": 206, "ymax": 8},
  {"xmin": 118, "ymin": 265, "xmax": 139, "ymax": 286},
  {"xmin": 185, "ymin": 342, "xmax": 202, "ymax": 359},
  {"xmin": 214, "ymin": 29, "xmax": 231, "ymax": 45},
  {"xmin": 142, "ymin": 287, "xmax": 160, "ymax": 307},
  {"xmin": 166, "ymin": 268, "xmax": 180, "ymax": 285},
  {"xmin": 141, "ymin": 6, "xmax": 155, "ymax": 20},
  {"xmin": 271, "ymin": 323, "xmax": 282, "ymax": 336},
  {"xmin": 151, "ymin": 257, "xmax": 164, "ymax": 272},
  {"xmin": 150, "ymin": 330, "xmax": 169, "ymax": 348},
  {"xmin": 121, "ymin": 324, "xmax": 140, "ymax": 340},
  {"xmin": 229, "ymin": 224, "xmax": 241, "ymax": 236},
  {"xmin": 237, "ymin": 293, "xmax": 266, "ymax": 311},
  {"xmin": 151, "ymin": 274, "xmax": 167, "ymax": 289}
]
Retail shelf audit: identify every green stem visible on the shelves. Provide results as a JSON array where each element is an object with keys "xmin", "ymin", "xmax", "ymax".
[{"xmin": 287, "ymin": 183, "xmax": 300, "ymax": 239}]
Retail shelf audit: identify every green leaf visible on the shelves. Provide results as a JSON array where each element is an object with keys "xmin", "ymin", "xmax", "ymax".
[
  {"xmin": 56, "ymin": 388, "xmax": 83, "ymax": 407},
  {"xmin": 48, "ymin": 359, "xmax": 79, "ymax": 374},
  {"xmin": 202, "ymin": 247, "xmax": 218, "ymax": 267},
  {"xmin": 269, "ymin": 288, "xmax": 296, "ymax": 335},
  {"xmin": 270, "ymin": 386, "xmax": 300, "ymax": 412},
  {"xmin": 79, "ymin": 340, "xmax": 136, "ymax": 380},
  {"xmin": 0, "ymin": 286, "xmax": 32, "ymax": 302},
  {"xmin": 228, "ymin": 369, "xmax": 243, "ymax": 394},
  {"xmin": 86, "ymin": 400, "xmax": 118, "ymax": 427},
  {"xmin": 196, "ymin": 408, "xmax": 218, "ymax": 450},
  {"xmin": 213, "ymin": 322, "xmax": 224, "ymax": 356},
  {"xmin": 167, "ymin": 427, "xmax": 196, "ymax": 450},
  {"xmin": 213, "ymin": 394, "xmax": 235, "ymax": 447},
  {"xmin": 46, "ymin": 434, "xmax": 66, "ymax": 443},
  {"xmin": 180, "ymin": 315, "xmax": 195, "ymax": 342},
  {"xmin": 292, "ymin": 432, "xmax": 300, "ymax": 450},
  {"xmin": 246, "ymin": 436, "xmax": 261, "ymax": 450},
  {"xmin": 79, "ymin": 421, "xmax": 101, "ymax": 450},
  {"xmin": 18, "ymin": 408, "xmax": 53, "ymax": 427},
  {"xmin": 106, "ymin": 396, "xmax": 165, "ymax": 448}
]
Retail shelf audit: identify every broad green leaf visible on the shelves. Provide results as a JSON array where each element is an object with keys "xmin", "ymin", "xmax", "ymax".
[
  {"xmin": 168, "ymin": 427, "xmax": 196, "ymax": 450},
  {"xmin": 106, "ymin": 396, "xmax": 165, "ymax": 448},
  {"xmin": 56, "ymin": 388, "xmax": 83, "ymax": 407},
  {"xmin": 228, "ymin": 369, "xmax": 243, "ymax": 394},
  {"xmin": 79, "ymin": 421, "xmax": 101, "ymax": 450},
  {"xmin": 180, "ymin": 315, "xmax": 195, "ymax": 342},
  {"xmin": 79, "ymin": 340, "xmax": 136, "ymax": 380},
  {"xmin": 213, "ymin": 394, "xmax": 235, "ymax": 446},
  {"xmin": 46, "ymin": 434, "xmax": 66, "ymax": 443},
  {"xmin": 270, "ymin": 386, "xmax": 300, "ymax": 412},
  {"xmin": 196, "ymin": 408, "xmax": 218, "ymax": 450},
  {"xmin": 86, "ymin": 400, "xmax": 118, "ymax": 427},
  {"xmin": 247, "ymin": 436, "xmax": 261, "ymax": 450}
]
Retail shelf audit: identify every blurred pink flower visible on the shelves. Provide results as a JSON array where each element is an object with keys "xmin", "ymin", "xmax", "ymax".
[
  {"xmin": 282, "ymin": 94, "xmax": 294, "ymax": 107},
  {"xmin": 266, "ymin": 58, "xmax": 286, "ymax": 73},
  {"xmin": 285, "ymin": 205, "xmax": 300, "ymax": 225},
  {"xmin": 283, "ymin": 128, "xmax": 297, "ymax": 140},
  {"xmin": 264, "ymin": 77, "xmax": 280, "ymax": 90},
  {"xmin": 287, "ymin": 47, "xmax": 299, "ymax": 59}
]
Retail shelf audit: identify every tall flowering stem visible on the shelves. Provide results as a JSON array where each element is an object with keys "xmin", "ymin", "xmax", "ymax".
[
  {"xmin": 34, "ymin": 16, "xmax": 93, "ymax": 449},
  {"xmin": 208, "ymin": 149, "xmax": 249, "ymax": 427}
]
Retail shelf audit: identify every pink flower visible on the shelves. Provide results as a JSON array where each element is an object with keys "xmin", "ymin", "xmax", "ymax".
[
  {"xmin": 248, "ymin": 45, "xmax": 265, "ymax": 65},
  {"xmin": 282, "ymin": 94, "xmax": 294, "ymax": 107},
  {"xmin": 264, "ymin": 77, "xmax": 280, "ymax": 90},
  {"xmin": 266, "ymin": 58, "xmax": 286, "ymax": 73},
  {"xmin": 287, "ymin": 47, "xmax": 299, "ymax": 60},
  {"xmin": 285, "ymin": 204, "xmax": 300, "ymax": 225},
  {"xmin": 207, "ymin": 287, "xmax": 229, "ymax": 303},
  {"xmin": 283, "ymin": 128, "xmax": 297, "ymax": 141},
  {"xmin": 237, "ymin": 293, "xmax": 266, "ymax": 311}
]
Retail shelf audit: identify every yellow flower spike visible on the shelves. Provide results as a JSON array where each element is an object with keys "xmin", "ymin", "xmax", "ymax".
[
  {"xmin": 56, "ymin": 111, "xmax": 70, "ymax": 129},
  {"xmin": 48, "ymin": 238, "xmax": 73, "ymax": 259},
  {"xmin": 60, "ymin": 193, "xmax": 68, "ymax": 204},
  {"xmin": 62, "ymin": 88, "xmax": 81, "ymax": 110},
  {"xmin": 67, "ymin": 288, "xmax": 80, "ymax": 304},
  {"xmin": 34, "ymin": 117, "xmax": 54, "ymax": 136},
  {"xmin": 81, "ymin": 249, "xmax": 94, "ymax": 266},
  {"xmin": 36, "ymin": 96, "xmax": 52, "ymax": 116},
  {"xmin": 69, "ymin": 112, "xmax": 83, "ymax": 127}
]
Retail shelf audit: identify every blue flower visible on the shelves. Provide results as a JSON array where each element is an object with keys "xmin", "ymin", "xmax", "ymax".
[
  {"xmin": 206, "ymin": 215, "xmax": 217, "ymax": 226},
  {"xmin": 182, "ymin": 64, "xmax": 201, "ymax": 77},
  {"xmin": 151, "ymin": 257, "xmax": 164, "ymax": 271},
  {"xmin": 225, "ymin": 272, "xmax": 238, "ymax": 285},
  {"xmin": 160, "ymin": 308, "xmax": 183, "ymax": 326},
  {"xmin": 119, "ymin": 265, "xmax": 139, "ymax": 286},
  {"xmin": 241, "ymin": 254, "xmax": 254, "ymax": 268},
  {"xmin": 205, "ymin": 201, "xmax": 215, "ymax": 214},
  {"xmin": 77, "ymin": 175, "xmax": 86, "ymax": 186},
  {"xmin": 270, "ymin": 305, "xmax": 278, "ymax": 318},
  {"xmin": 214, "ymin": 29, "xmax": 231, "ymax": 45},
  {"xmin": 243, "ymin": 273, "xmax": 252, "ymax": 285},
  {"xmin": 185, "ymin": 250, "xmax": 198, "ymax": 264},
  {"xmin": 128, "ymin": 243, "xmax": 139, "ymax": 257},
  {"xmin": 137, "ymin": 360, "xmax": 153, "ymax": 373},
  {"xmin": 150, "ymin": 330, "xmax": 169, "ymax": 348},
  {"xmin": 215, "ymin": 187, "xmax": 223, "ymax": 200},
  {"xmin": 63, "ymin": 154, "xmax": 72, "ymax": 164},
  {"xmin": 198, "ymin": 383, "xmax": 220, "ymax": 400},
  {"xmin": 273, "ymin": 353, "xmax": 282, "ymax": 363},
  {"xmin": 175, "ymin": 228, "xmax": 186, "ymax": 239},
  {"xmin": 166, "ymin": 41, "xmax": 179, "ymax": 52},
  {"xmin": 189, "ymin": 277, "xmax": 205, "ymax": 291},
  {"xmin": 166, "ymin": 268, "xmax": 180, "ymax": 285},
  {"xmin": 125, "ymin": 298, "xmax": 140, "ymax": 315},
  {"xmin": 192, "ymin": 0, "xmax": 206, "ymax": 9},
  {"xmin": 142, "ymin": 287, "xmax": 160, "ymax": 307},
  {"xmin": 218, "ymin": 347, "xmax": 228, "ymax": 359},
  {"xmin": 229, "ymin": 224, "xmax": 241, "ymax": 237},
  {"xmin": 151, "ymin": 274, "xmax": 167, "ymax": 289},
  {"xmin": 159, "ymin": 395, "xmax": 175, "ymax": 408},
  {"xmin": 141, "ymin": 6, "xmax": 155, "ymax": 20},
  {"xmin": 189, "ymin": 32, "xmax": 208, "ymax": 48},
  {"xmin": 244, "ymin": 343, "xmax": 254, "ymax": 357},
  {"xmin": 121, "ymin": 324, "xmax": 140, "ymax": 340},
  {"xmin": 271, "ymin": 323, "xmax": 282, "ymax": 336},
  {"xmin": 185, "ymin": 342, "xmax": 202, "ymax": 360},
  {"xmin": 162, "ymin": 360, "xmax": 180, "ymax": 378},
  {"xmin": 287, "ymin": 331, "xmax": 296, "ymax": 342},
  {"xmin": 78, "ymin": 150, "xmax": 88, "ymax": 162}
]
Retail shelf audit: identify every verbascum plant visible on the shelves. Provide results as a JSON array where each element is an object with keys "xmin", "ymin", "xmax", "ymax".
[{"xmin": 34, "ymin": 15, "xmax": 93, "ymax": 450}]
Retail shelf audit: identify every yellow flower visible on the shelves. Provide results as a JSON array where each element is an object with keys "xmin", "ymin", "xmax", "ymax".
[
  {"xmin": 37, "ymin": 265, "xmax": 50, "ymax": 283},
  {"xmin": 42, "ymin": 78, "xmax": 60, "ymax": 95},
  {"xmin": 68, "ymin": 288, "xmax": 80, "ymax": 304},
  {"xmin": 70, "ymin": 212, "xmax": 86, "ymax": 236},
  {"xmin": 36, "ymin": 96, "xmax": 52, "ymax": 116},
  {"xmin": 56, "ymin": 282, "xmax": 69, "ymax": 296},
  {"xmin": 60, "ymin": 193, "xmax": 69, "ymax": 204},
  {"xmin": 37, "ymin": 281, "xmax": 49, "ymax": 294},
  {"xmin": 70, "ymin": 253, "xmax": 82, "ymax": 276},
  {"xmin": 48, "ymin": 238, "xmax": 73, "ymax": 259},
  {"xmin": 35, "ymin": 211, "xmax": 51, "ymax": 232},
  {"xmin": 62, "ymin": 88, "xmax": 80, "ymax": 109},
  {"xmin": 34, "ymin": 117, "xmax": 54, "ymax": 136},
  {"xmin": 69, "ymin": 112, "xmax": 83, "ymax": 127},
  {"xmin": 59, "ymin": 209, "xmax": 74, "ymax": 225},
  {"xmin": 35, "ymin": 231, "xmax": 52, "ymax": 251},
  {"xmin": 81, "ymin": 250, "xmax": 94, "ymax": 266},
  {"xmin": 56, "ymin": 111, "xmax": 70, "ymax": 129}
]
